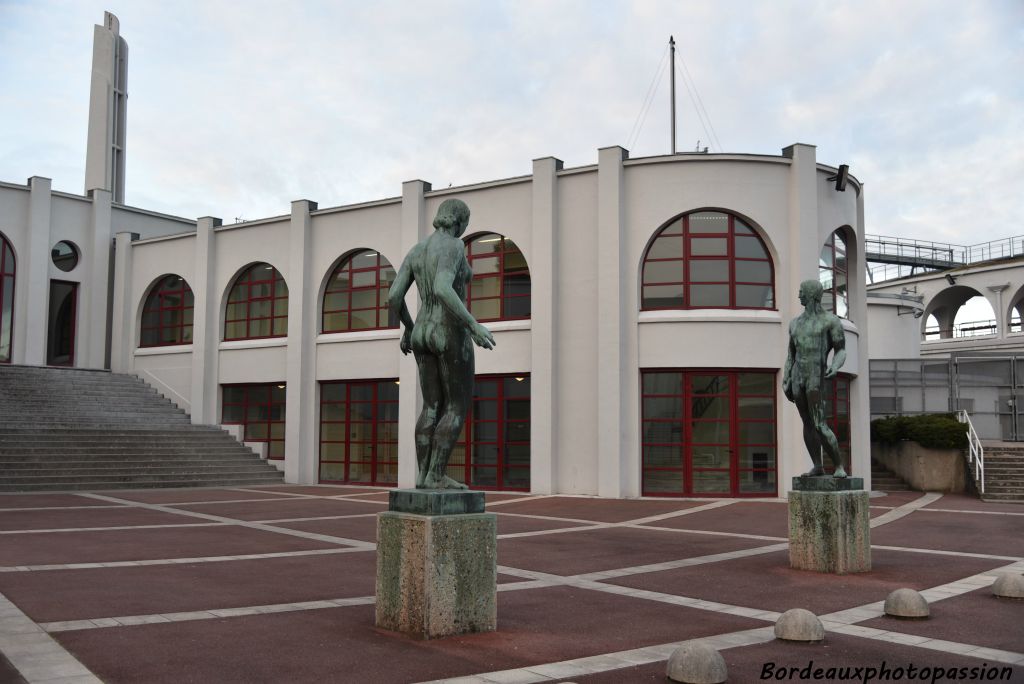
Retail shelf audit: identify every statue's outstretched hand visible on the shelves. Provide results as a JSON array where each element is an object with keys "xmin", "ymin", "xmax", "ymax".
[
  {"xmin": 471, "ymin": 323, "xmax": 496, "ymax": 350},
  {"xmin": 400, "ymin": 327, "xmax": 413, "ymax": 355}
]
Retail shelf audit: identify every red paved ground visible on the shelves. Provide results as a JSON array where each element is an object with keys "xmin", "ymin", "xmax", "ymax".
[
  {"xmin": 0, "ymin": 494, "xmax": 113, "ymax": 508},
  {"xmin": 0, "ymin": 525, "xmax": 339, "ymax": 566},
  {"xmin": 0, "ymin": 506, "xmax": 202, "ymax": 531},
  {"xmin": 497, "ymin": 526, "xmax": 770, "ymax": 575},
  {"xmin": 487, "ymin": 496, "xmax": 706, "ymax": 522},
  {"xmin": 54, "ymin": 587, "xmax": 762, "ymax": 684},
  {"xmin": 639, "ymin": 501, "xmax": 789, "ymax": 537},
  {"xmin": 168, "ymin": 497, "xmax": 384, "ymax": 521},
  {"xmin": 0, "ymin": 488, "xmax": 1019, "ymax": 684},
  {"xmin": 872, "ymin": 509, "xmax": 1024, "ymax": 557},
  {"xmin": 576, "ymin": 634, "xmax": 1024, "ymax": 682},
  {"xmin": 0, "ymin": 552, "xmax": 377, "ymax": 622},
  {"xmin": 605, "ymin": 548, "xmax": 1004, "ymax": 615},
  {"xmin": 861, "ymin": 587, "xmax": 1024, "ymax": 653},
  {"xmin": 923, "ymin": 493, "xmax": 1024, "ymax": 513}
]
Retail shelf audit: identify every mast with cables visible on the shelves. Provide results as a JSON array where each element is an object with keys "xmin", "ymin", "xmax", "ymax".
[{"xmin": 670, "ymin": 35, "xmax": 676, "ymax": 154}]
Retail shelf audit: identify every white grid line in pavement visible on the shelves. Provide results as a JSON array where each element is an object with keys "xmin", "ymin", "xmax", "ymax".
[
  {"xmin": 0, "ymin": 522, "xmax": 228, "ymax": 535},
  {"xmin": 78, "ymin": 492, "xmax": 376, "ymax": 549},
  {"xmin": 0, "ymin": 590, "xmax": 101, "ymax": 683},
  {"xmin": 870, "ymin": 492, "xmax": 943, "ymax": 528}
]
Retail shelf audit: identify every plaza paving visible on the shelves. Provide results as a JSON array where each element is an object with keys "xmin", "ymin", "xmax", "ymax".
[{"xmin": 0, "ymin": 486, "xmax": 1021, "ymax": 683}]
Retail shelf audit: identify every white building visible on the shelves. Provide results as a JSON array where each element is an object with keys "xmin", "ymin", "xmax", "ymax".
[{"xmin": 0, "ymin": 14, "xmax": 871, "ymax": 497}]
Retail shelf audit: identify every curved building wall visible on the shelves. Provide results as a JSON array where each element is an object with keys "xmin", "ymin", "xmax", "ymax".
[{"xmin": 110, "ymin": 144, "xmax": 867, "ymax": 497}]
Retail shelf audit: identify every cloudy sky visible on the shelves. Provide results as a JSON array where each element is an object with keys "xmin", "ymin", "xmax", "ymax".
[{"xmin": 1, "ymin": 0, "xmax": 1021, "ymax": 248}]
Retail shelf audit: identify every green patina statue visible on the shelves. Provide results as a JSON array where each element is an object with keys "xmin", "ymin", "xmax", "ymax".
[
  {"xmin": 388, "ymin": 199, "xmax": 496, "ymax": 490},
  {"xmin": 784, "ymin": 279, "xmax": 848, "ymax": 478}
]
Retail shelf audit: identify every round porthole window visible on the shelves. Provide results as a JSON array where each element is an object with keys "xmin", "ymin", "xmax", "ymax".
[{"xmin": 51, "ymin": 241, "xmax": 79, "ymax": 272}]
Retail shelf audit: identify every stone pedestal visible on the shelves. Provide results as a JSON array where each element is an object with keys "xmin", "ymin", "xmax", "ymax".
[
  {"xmin": 788, "ymin": 477, "xmax": 871, "ymax": 574},
  {"xmin": 375, "ymin": 490, "xmax": 496, "ymax": 639}
]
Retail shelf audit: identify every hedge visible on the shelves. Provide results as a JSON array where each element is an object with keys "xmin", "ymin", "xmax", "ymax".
[{"xmin": 870, "ymin": 414, "xmax": 968, "ymax": 450}]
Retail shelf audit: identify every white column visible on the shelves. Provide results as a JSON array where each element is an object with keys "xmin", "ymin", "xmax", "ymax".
[
  {"xmin": 397, "ymin": 180, "xmax": 431, "ymax": 489},
  {"xmin": 596, "ymin": 146, "xmax": 629, "ymax": 498},
  {"xmin": 190, "ymin": 216, "xmax": 221, "ymax": 425},
  {"xmin": 82, "ymin": 188, "xmax": 112, "ymax": 368},
  {"xmin": 109, "ymin": 231, "xmax": 138, "ymax": 372},
  {"xmin": 529, "ymin": 157, "xmax": 562, "ymax": 494},
  {"xmin": 285, "ymin": 199, "xmax": 317, "ymax": 484},
  {"xmin": 780, "ymin": 143, "xmax": 820, "ymax": 494},
  {"xmin": 21, "ymin": 176, "xmax": 52, "ymax": 366},
  {"xmin": 850, "ymin": 186, "xmax": 872, "ymax": 488}
]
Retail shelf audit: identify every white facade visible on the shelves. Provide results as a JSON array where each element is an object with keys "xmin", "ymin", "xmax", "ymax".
[{"xmin": 58, "ymin": 144, "xmax": 868, "ymax": 497}]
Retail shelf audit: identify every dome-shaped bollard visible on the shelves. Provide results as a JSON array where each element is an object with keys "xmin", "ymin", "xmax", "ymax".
[
  {"xmin": 666, "ymin": 640, "xmax": 728, "ymax": 684},
  {"xmin": 884, "ymin": 588, "xmax": 930, "ymax": 618},
  {"xmin": 993, "ymin": 573, "xmax": 1024, "ymax": 599},
  {"xmin": 774, "ymin": 608, "xmax": 825, "ymax": 642}
]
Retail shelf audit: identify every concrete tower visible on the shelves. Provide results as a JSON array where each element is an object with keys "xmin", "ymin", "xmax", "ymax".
[{"xmin": 84, "ymin": 11, "xmax": 128, "ymax": 203}]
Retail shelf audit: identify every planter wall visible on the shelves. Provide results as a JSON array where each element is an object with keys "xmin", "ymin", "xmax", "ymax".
[{"xmin": 871, "ymin": 441, "xmax": 966, "ymax": 493}]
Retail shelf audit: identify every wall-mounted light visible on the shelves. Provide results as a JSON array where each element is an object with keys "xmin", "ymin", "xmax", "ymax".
[
  {"xmin": 827, "ymin": 164, "xmax": 849, "ymax": 192},
  {"xmin": 944, "ymin": 273, "xmax": 957, "ymax": 285}
]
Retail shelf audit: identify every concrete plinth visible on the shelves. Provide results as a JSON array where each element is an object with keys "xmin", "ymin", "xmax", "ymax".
[
  {"xmin": 375, "ymin": 505, "xmax": 497, "ymax": 639},
  {"xmin": 788, "ymin": 486, "xmax": 871, "ymax": 574}
]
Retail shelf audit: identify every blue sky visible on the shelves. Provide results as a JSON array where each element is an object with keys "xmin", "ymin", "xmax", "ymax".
[{"xmin": 0, "ymin": 0, "xmax": 1021, "ymax": 248}]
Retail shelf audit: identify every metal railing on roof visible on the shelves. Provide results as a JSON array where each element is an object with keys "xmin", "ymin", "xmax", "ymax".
[{"xmin": 866, "ymin": 234, "xmax": 1024, "ymax": 283}]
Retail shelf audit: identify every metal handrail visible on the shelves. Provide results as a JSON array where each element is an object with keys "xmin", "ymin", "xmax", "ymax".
[
  {"xmin": 956, "ymin": 410, "xmax": 985, "ymax": 495},
  {"xmin": 866, "ymin": 233, "xmax": 1024, "ymax": 283},
  {"xmin": 922, "ymin": 319, "xmax": 998, "ymax": 341}
]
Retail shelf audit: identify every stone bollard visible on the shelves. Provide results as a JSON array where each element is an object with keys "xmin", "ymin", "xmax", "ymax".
[
  {"xmin": 992, "ymin": 573, "xmax": 1024, "ymax": 600},
  {"xmin": 884, "ymin": 588, "xmax": 929, "ymax": 618},
  {"xmin": 666, "ymin": 641, "xmax": 728, "ymax": 684},
  {"xmin": 775, "ymin": 608, "xmax": 825, "ymax": 642}
]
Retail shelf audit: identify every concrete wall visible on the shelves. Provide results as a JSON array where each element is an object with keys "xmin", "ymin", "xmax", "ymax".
[
  {"xmin": 110, "ymin": 146, "xmax": 868, "ymax": 497},
  {"xmin": 872, "ymin": 441, "xmax": 966, "ymax": 493}
]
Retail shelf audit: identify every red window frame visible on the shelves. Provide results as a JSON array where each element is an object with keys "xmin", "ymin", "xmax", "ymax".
[
  {"xmin": 322, "ymin": 250, "xmax": 398, "ymax": 333},
  {"xmin": 464, "ymin": 233, "xmax": 531, "ymax": 323},
  {"xmin": 641, "ymin": 369, "xmax": 778, "ymax": 497},
  {"xmin": 224, "ymin": 263, "xmax": 289, "ymax": 341},
  {"xmin": 823, "ymin": 373, "xmax": 852, "ymax": 475},
  {"xmin": 641, "ymin": 211, "xmax": 774, "ymax": 311},
  {"xmin": 819, "ymin": 231, "xmax": 849, "ymax": 319},
  {"xmin": 319, "ymin": 379, "xmax": 399, "ymax": 486},
  {"xmin": 221, "ymin": 383, "xmax": 286, "ymax": 460},
  {"xmin": 0, "ymin": 234, "xmax": 14, "ymax": 364},
  {"xmin": 140, "ymin": 275, "xmax": 194, "ymax": 347},
  {"xmin": 446, "ymin": 374, "xmax": 530, "ymax": 491}
]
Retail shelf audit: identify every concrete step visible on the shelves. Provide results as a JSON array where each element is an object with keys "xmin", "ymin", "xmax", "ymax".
[
  {"xmin": 1, "ymin": 467, "xmax": 281, "ymax": 485},
  {"xmin": 2, "ymin": 464, "xmax": 280, "ymax": 477},
  {"xmin": 0, "ymin": 453, "xmax": 260, "ymax": 464},
  {"xmin": 0, "ymin": 475, "xmax": 284, "ymax": 492}
]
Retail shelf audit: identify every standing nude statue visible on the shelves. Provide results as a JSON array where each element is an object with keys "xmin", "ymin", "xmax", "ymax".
[
  {"xmin": 388, "ymin": 199, "xmax": 496, "ymax": 490},
  {"xmin": 783, "ymin": 279, "xmax": 848, "ymax": 478}
]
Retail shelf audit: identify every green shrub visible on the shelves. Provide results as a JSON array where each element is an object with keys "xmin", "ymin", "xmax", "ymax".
[{"xmin": 871, "ymin": 414, "xmax": 968, "ymax": 450}]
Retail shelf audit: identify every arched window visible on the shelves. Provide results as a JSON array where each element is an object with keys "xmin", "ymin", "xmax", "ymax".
[
  {"xmin": 140, "ymin": 275, "xmax": 194, "ymax": 347},
  {"xmin": 820, "ymin": 230, "xmax": 849, "ymax": 318},
  {"xmin": 0, "ymin": 234, "xmax": 14, "ymax": 363},
  {"xmin": 323, "ymin": 250, "xmax": 398, "ymax": 333},
  {"xmin": 641, "ymin": 211, "xmax": 774, "ymax": 310},
  {"xmin": 464, "ymin": 233, "xmax": 530, "ymax": 322},
  {"xmin": 224, "ymin": 263, "xmax": 289, "ymax": 341}
]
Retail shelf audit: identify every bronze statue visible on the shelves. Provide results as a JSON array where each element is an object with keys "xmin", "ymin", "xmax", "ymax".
[
  {"xmin": 783, "ymin": 279, "xmax": 848, "ymax": 478},
  {"xmin": 388, "ymin": 199, "xmax": 496, "ymax": 489}
]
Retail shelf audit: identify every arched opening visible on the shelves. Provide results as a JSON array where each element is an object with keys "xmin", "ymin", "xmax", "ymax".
[
  {"xmin": 0, "ymin": 233, "xmax": 14, "ymax": 363},
  {"xmin": 224, "ymin": 263, "xmax": 289, "ymax": 341},
  {"xmin": 640, "ymin": 210, "xmax": 774, "ymax": 310},
  {"xmin": 463, "ymin": 232, "xmax": 531, "ymax": 322},
  {"xmin": 140, "ymin": 274, "xmax": 194, "ymax": 347},
  {"xmin": 819, "ymin": 229, "xmax": 850, "ymax": 318},
  {"xmin": 1008, "ymin": 284, "xmax": 1024, "ymax": 334},
  {"xmin": 322, "ymin": 249, "xmax": 398, "ymax": 333},
  {"xmin": 923, "ymin": 285, "xmax": 996, "ymax": 340}
]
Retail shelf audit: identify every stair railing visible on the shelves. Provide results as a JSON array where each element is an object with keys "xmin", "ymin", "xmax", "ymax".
[{"xmin": 956, "ymin": 410, "xmax": 985, "ymax": 495}]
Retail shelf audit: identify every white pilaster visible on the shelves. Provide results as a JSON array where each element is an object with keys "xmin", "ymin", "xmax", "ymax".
[
  {"xmin": 110, "ymin": 230, "xmax": 138, "ymax": 372},
  {"xmin": 22, "ymin": 176, "xmax": 52, "ymax": 367},
  {"xmin": 82, "ymin": 188, "xmax": 112, "ymax": 368},
  {"xmin": 285, "ymin": 199, "xmax": 317, "ymax": 484},
  {"xmin": 190, "ymin": 217, "xmax": 221, "ymax": 425},
  {"xmin": 397, "ymin": 180, "xmax": 431, "ymax": 489},
  {"xmin": 596, "ymin": 146, "xmax": 629, "ymax": 498},
  {"xmin": 529, "ymin": 157, "xmax": 562, "ymax": 495},
  {"xmin": 850, "ymin": 185, "xmax": 871, "ymax": 489}
]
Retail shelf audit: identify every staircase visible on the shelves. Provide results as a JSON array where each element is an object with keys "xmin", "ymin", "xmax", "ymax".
[
  {"xmin": 0, "ymin": 365, "xmax": 283, "ymax": 491},
  {"xmin": 870, "ymin": 458, "xmax": 911, "ymax": 492},
  {"xmin": 981, "ymin": 442, "xmax": 1024, "ymax": 503}
]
